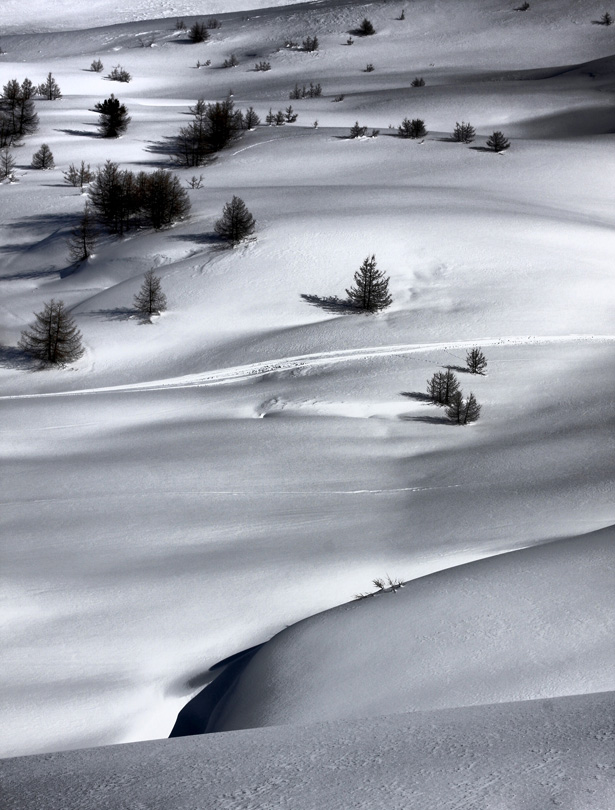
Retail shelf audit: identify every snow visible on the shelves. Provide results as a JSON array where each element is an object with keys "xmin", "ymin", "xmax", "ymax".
[{"xmin": 0, "ymin": 1, "xmax": 613, "ymax": 802}]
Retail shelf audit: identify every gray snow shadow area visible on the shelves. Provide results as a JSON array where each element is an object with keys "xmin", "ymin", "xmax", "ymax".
[
  {"xmin": 2, "ymin": 691, "xmax": 614, "ymax": 810},
  {"xmin": 169, "ymin": 644, "xmax": 264, "ymax": 737},
  {"xmin": 511, "ymin": 106, "xmax": 615, "ymax": 138}
]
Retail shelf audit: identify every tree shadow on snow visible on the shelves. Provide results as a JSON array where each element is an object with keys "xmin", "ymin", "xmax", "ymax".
[
  {"xmin": 300, "ymin": 293, "xmax": 357, "ymax": 313},
  {"xmin": 400, "ymin": 390, "xmax": 432, "ymax": 403},
  {"xmin": 469, "ymin": 146, "xmax": 499, "ymax": 153},
  {"xmin": 56, "ymin": 128, "xmax": 100, "ymax": 138},
  {"xmin": 401, "ymin": 413, "xmax": 452, "ymax": 425},
  {"xmin": 0, "ymin": 345, "xmax": 38, "ymax": 371},
  {"xmin": 82, "ymin": 307, "xmax": 135, "ymax": 322}
]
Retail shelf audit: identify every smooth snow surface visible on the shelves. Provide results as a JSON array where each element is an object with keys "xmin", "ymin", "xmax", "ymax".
[
  {"xmin": 2, "ymin": 692, "xmax": 614, "ymax": 810},
  {"xmin": 1, "ymin": 0, "xmax": 614, "ymax": 770}
]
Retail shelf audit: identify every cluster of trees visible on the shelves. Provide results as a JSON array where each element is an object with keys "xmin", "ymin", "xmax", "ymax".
[
  {"xmin": 107, "ymin": 65, "xmax": 131, "ymax": 83},
  {"xmin": 398, "ymin": 118, "xmax": 427, "ymax": 138},
  {"xmin": 302, "ymin": 35, "xmax": 319, "ymax": 51},
  {"xmin": 266, "ymin": 106, "xmax": 298, "ymax": 124},
  {"xmin": 0, "ymin": 78, "xmax": 39, "ymax": 147},
  {"xmin": 289, "ymin": 82, "xmax": 322, "ymax": 99},
  {"xmin": 174, "ymin": 98, "xmax": 257, "ymax": 166},
  {"xmin": 87, "ymin": 161, "xmax": 191, "ymax": 233},
  {"xmin": 425, "ymin": 350, "xmax": 487, "ymax": 424}
]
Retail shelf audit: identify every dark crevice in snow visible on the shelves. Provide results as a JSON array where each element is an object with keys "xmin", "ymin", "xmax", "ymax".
[{"xmin": 169, "ymin": 644, "xmax": 264, "ymax": 738}]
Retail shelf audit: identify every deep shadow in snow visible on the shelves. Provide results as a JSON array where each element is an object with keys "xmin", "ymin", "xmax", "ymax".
[{"xmin": 300, "ymin": 293, "xmax": 357, "ymax": 314}]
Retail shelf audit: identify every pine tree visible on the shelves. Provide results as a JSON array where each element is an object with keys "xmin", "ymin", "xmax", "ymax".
[
  {"xmin": 346, "ymin": 255, "xmax": 392, "ymax": 312},
  {"xmin": 134, "ymin": 269, "xmax": 167, "ymax": 320},
  {"xmin": 94, "ymin": 94, "xmax": 131, "ymax": 138},
  {"xmin": 411, "ymin": 77, "xmax": 425, "ymax": 87},
  {"xmin": 486, "ymin": 131, "xmax": 510, "ymax": 151},
  {"xmin": 19, "ymin": 299, "xmax": 85, "ymax": 365},
  {"xmin": 140, "ymin": 169, "xmax": 191, "ymax": 229},
  {"xmin": 63, "ymin": 160, "xmax": 94, "ymax": 188},
  {"xmin": 214, "ymin": 196, "xmax": 256, "ymax": 244},
  {"xmin": 0, "ymin": 148, "xmax": 15, "ymax": 180},
  {"xmin": 31, "ymin": 143, "xmax": 54, "ymax": 169},
  {"xmin": 447, "ymin": 391, "xmax": 481, "ymax": 424},
  {"xmin": 350, "ymin": 121, "xmax": 368, "ymax": 138},
  {"xmin": 67, "ymin": 203, "xmax": 97, "ymax": 263},
  {"xmin": 358, "ymin": 18, "xmax": 375, "ymax": 35},
  {"xmin": 600, "ymin": 12, "xmax": 613, "ymax": 25},
  {"xmin": 452, "ymin": 121, "xmax": 475, "ymax": 143},
  {"xmin": 466, "ymin": 347, "xmax": 487, "ymax": 374},
  {"xmin": 427, "ymin": 368, "xmax": 460, "ymax": 405},
  {"xmin": 37, "ymin": 72, "xmax": 62, "ymax": 100},
  {"xmin": 188, "ymin": 21, "xmax": 210, "ymax": 42},
  {"xmin": 90, "ymin": 58, "xmax": 104, "ymax": 72},
  {"xmin": 284, "ymin": 105, "xmax": 298, "ymax": 123},
  {"xmin": 243, "ymin": 107, "xmax": 260, "ymax": 129}
]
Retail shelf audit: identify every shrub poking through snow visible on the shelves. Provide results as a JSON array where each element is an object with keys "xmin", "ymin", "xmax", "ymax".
[
  {"xmin": 355, "ymin": 575, "xmax": 404, "ymax": 599},
  {"xmin": 486, "ymin": 131, "xmax": 510, "ymax": 151},
  {"xmin": 31, "ymin": 143, "xmax": 54, "ymax": 169},
  {"xmin": 94, "ymin": 94, "xmax": 131, "ymax": 137},
  {"xmin": 515, "ymin": 1, "xmax": 530, "ymax": 9},
  {"xmin": 398, "ymin": 117, "xmax": 427, "ymax": 138},
  {"xmin": 214, "ymin": 195, "xmax": 256, "ymax": 244},
  {"xmin": 350, "ymin": 121, "xmax": 368, "ymax": 138},
  {"xmin": 365, "ymin": 63, "xmax": 375, "ymax": 72},
  {"xmin": 134, "ymin": 269, "xmax": 167, "ymax": 321},
  {"xmin": 346, "ymin": 255, "xmax": 392, "ymax": 312},
  {"xmin": 67, "ymin": 203, "xmax": 97, "ymax": 263},
  {"xmin": 254, "ymin": 61, "xmax": 271, "ymax": 71},
  {"xmin": 188, "ymin": 22, "xmax": 209, "ymax": 43},
  {"xmin": 284, "ymin": 105, "xmax": 298, "ymax": 123},
  {"xmin": 447, "ymin": 391, "xmax": 481, "ymax": 424},
  {"xmin": 357, "ymin": 18, "xmax": 375, "ymax": 35},
  {"xmin": 90, "ymin": 58, "xmax": 104, "ymax": 72},
  {"xmin": 223, "ymin": 54, "xmax": 239, "ymax": 68},
  {"xmin": 397, "ymin": 9, "xmax": 406, "ymax": 20},
  {"xmin": 411, "ymin": 76, "xmax": 425, "ymax": 87},
  {"xmin": 289, "ymin": 82, "xmax": 322, "ymax": 99},
  {"xmin": 107, "ymin": 65, "xmax": 131, "ymax": 83},
  {"xmin": 452, "ymin": 121, "xmax": 476, "ymax": 143},
  {"xmin": 37, "ymin": 72, "xmax": 62, "ymax": 100},
  {"xmin": 599, "ymin": 11, "xmax": 613, "ymax": 25},
  {"xmin": 333, "ymin": 93, "xmax": 345, "ymax": 102},
  {"xmin": 466, "ymin": 347, "xmax": 488, "ymax": 375},
  {"xmin": 19, "ymin": 299, "xmax": 84, "ymax": 365},
  {"xmin": 427, "ymin": 368, "xmax": 461, "ymax": 406}
]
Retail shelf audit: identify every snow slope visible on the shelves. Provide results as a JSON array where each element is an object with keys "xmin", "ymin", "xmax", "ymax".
[
  {"xmin": 3, "ymin": 691, "xmax": 614, "ymax": 810},
  {"xmin": 1, "ymin": 0, "xmax": 614, "ymax": 761}
]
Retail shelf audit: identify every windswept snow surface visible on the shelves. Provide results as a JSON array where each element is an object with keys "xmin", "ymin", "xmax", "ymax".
[
  {"xmin": 1, "ymin": 0, "xmax": 614, "ymax": 763},
  {"xmin": 2, "ymin": 692, "xmax": 614, "ymax": 810}
]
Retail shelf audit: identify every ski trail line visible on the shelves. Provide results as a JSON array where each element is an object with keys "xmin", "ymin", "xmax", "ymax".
[{"xmin": 2, "ymin": 334, "xmax": 613, "ymax": 400}]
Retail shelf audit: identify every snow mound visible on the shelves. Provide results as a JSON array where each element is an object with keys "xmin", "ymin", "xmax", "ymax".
[{"xmin": 207, "ymin": 525, "xmax": 615, "ymax": 731}]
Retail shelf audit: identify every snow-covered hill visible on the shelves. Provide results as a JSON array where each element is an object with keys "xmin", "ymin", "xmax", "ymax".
[{"xmin": 1, "ymin": 0, "xmax": 613, "ymax": 783}]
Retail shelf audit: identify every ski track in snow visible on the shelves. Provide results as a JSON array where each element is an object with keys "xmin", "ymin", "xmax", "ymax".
[{"xmin": 2, "ymin": 333, "xmax": 613, "ymax": 400}]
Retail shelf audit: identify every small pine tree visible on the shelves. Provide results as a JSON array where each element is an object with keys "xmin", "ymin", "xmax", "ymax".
[
  {"xmin": 302, "ymin": 35, "xmax": 319, "ymax": 51},
  {"xmin": 107, "ymin": 65, "xmax": 131, "ymax": 83},
  {"xmin": 411, "ymin": 77, "xmax": 425, "ymax": 87},
  {"xmin": 427, "ymin": 368, "xmax": 460, "ymax": 405},
  {"xmin": 398, "ymin": 9, "xmax": 406, "ymax": 20},
  {"xmin": 243, "ymin": 107, "xmax": 260, "ymax": 129},
  {"xmin": 31, "ymin": 143, "xmax": 54, "ymax": 169},
  {"xmin": 447, "ymin": 391, "xmax": 481, "ymax": 424},
  {"xmin": 452, "ymin": 121, "xmax": 476, "ymax": 143},
  {"xmin": 600, "ymin": 11, "xmax": 613, "ymax": 25},
  {"xmin": 284, "ymin": 105, "xmax": 298, "ymax": 123},
  {"xmin": 223, "ymin": 54, "xmax": 239, "ymax": 68},
  {"xmin": 515, "ymin": 2, "xmax": 530, "ymax": 9},
  {"xmin": 358, "ymin": 18, "xmax": 375, "ymax": 35},
  {"xmin": 466, "ymin": 347, "xmax": 487, "ymax": 374},
  {"xmin": 350, "ymin": 121, "xmax": 368, "ymax": 138},
  {"xmin": 19, "ymin": 299, "xmax": 85, "ymax": 365},
  {"xmin": 134, "ymin": 269, "xmax": 167, "ymax": 320},
  {"xmin": 346, "ymin": 255, "xmax": 392, "ymax": 312},
  {"xmin": 91, "ymin": 58, "xmax": 104, "ymax": 72},
  {"xmin": 0, "ymin": 148, "xmax": 16, "ymax": 180},
  {"xmin": 188, "ymin": 21, "xmax": 210, "ymax": 42},
  {"xmin": 67, "ymin": 203, "xmax": 97, "ymax": 263},
  {"xmin": 37, "ymin": 72, "xmax": 62, "ymax": 100},
  {"xmin": 63, "ymin": 160, "xmax": 94, "ymax": 188},
  {"xmin": 94, "ymin": 94, "xmax": 131, "ymax": 138},
  {"xmin": 214, "ymin": 196, "xmax": 256, "ymax": 244},
  {"xmin": 486, "ymin": 131, "xmax": 510, "ymax": 151}
]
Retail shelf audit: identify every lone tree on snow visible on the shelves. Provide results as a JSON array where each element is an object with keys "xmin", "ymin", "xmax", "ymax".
[
  {"xmin": 446, "ymin": 391, "xmax": 481, "ymax": 424},
  {"xmin": 486, "ymin": 131, "xmax": 510, "ymax": 151},
  {"xmin": 67, "ymin": 203, "xmax": 97, "ymax": 264},
  {"xmin": 37, "ymin": 72, "xmax": 62, "ymax": 100},
  {"xmin": 31, "ymin": 143, "xmax": 54, "ymax": 169},
  {"xmin": 94, "ymin": 94, "xmax": 131, "ymax": 138},
  {"xmin": 346, "ymin": 255, "xmax": 392, "ymax": 312},
  {"xmin": 19, "ymin": 299, "xmax": 84, "ymax": 365},
  {"xmin": 599, "ymin": 12, "xmax": 613, "ymax": 25},
  {"xmin": 134, "ymin": 269, "xmax": 167, "ymax": 321},
  {"xmin": 466, "ymin": 347, "xmax": 487, "ymax": 374},
  {"xmin": 188, "ymin": 21, "xmax": 210, "ymax": 42},
  {"xmin": 214, "ymin": 195, "xmax": 256, "ymax": 244},
  {"xmin": 357, "ymin": 17, "xmax": 375, "ymax": 35},
  {"xmin": 0, "ymin": 148, "xmax": 16, "ymax": 180},
  {"xmin": 427, "ymin": 368, "xmax": 460, "ymax": 406},
  {"xmin": 452, "ymin": 121, "xmax": 475, "ymax": 143}
]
